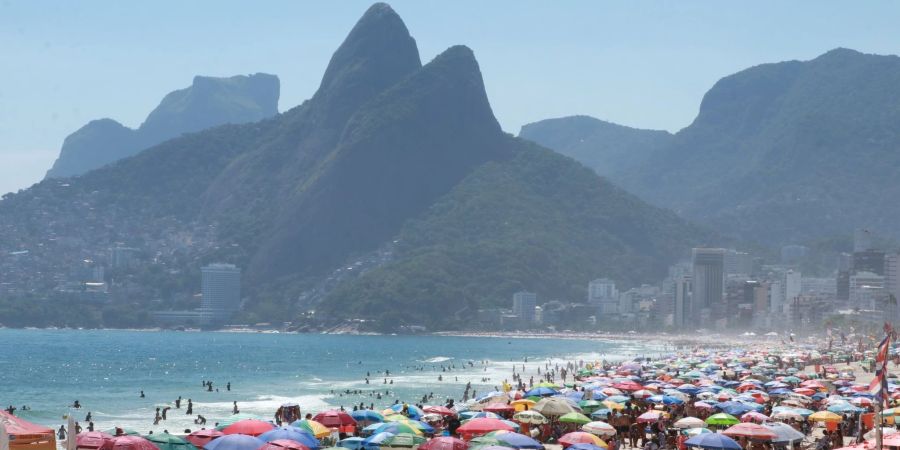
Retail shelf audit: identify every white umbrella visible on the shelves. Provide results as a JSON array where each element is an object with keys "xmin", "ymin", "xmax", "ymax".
[
  {"xmin": 673, "ymin": 417, "xmax": 706, "ymax": 429},
  {"xmin": 513, "ymin": 410, "xmax": 547, "ymax": 425},
  {"xmin": 1, "ymin": 420, "xmax": 9, "ymax": 450},
  {"xmin": 66, "ymin": 415, "xmax": 77, "ymax": 450},
  {"xmin": 582, "ymin": 421, "xmax": 616, "ymax": 437}
]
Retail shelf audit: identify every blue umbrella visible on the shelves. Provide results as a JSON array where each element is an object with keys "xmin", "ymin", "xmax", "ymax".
[
  {"xmin": 386, "ymin": 404, "xmax": 424, "ymax": 420},
  {"xmin": 350, "ymin": 410, "xmax": 384, "ymax": 423},
  {"xmin": 565, "ymin": 391, "xmax": 585, "ymax": 401},
  {"xmin": 495, "ymin": 433, "xmax": 543, "ymax": 449},
  {"xmin": 685, "ymin": 433, "xmax": 742, "ymax": 450},
  {"xmin": 678, "ymin": 386, "xmax": 701, "ymax": 395},
  {"xmin": 204, "ymin": 435, "xmax": 266, "ymax": 450},
  {"xmin": 525, "ymin": 387, "xmax": 559, "ymax": 397},
  {"xmin": 258, "ymin": 428, "xmax": 319, "ymax": 450},
  {"xmin": 565, "ymin": 445, "xmax": 604, "ymax": 450},
  {"xmin": 591, "ymin": 392, "xmax": 608, "ymax": 401},
  {"xmin": 363, "ymin": 432, "xmax": 395, "ymax": 449},
  {"xmin": 590, "ymin": 409, "xmax": 612, "ymax": 419},
  {"xmin": 339, "ymin": 438, "xmax": 366, "ymax": 450},
  {"xmin": 717, "ymin": 402, "xmax": 752, "ymax": 416}
]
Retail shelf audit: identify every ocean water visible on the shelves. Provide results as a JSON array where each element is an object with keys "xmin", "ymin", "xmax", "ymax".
[{"xmin": 0, "ymin": 329, "xmax": 662, "ymax": 435}]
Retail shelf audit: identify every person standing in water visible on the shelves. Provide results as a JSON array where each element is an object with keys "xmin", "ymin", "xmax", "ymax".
[
  {"xmin": 186, "ymin": 399, "xmax": 193, "ymax": 415},
  {"xmin": 232, "ymin": 401, "xmax": 239, "ymax": 414}
]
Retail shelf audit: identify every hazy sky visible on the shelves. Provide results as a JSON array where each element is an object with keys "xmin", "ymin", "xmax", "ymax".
[{"xmin": 3, "ymin": 1, "xmax": 900, "ymax": 195}]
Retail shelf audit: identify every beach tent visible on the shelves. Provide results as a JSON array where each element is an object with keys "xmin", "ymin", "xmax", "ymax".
[{"xmin": 0, "ymin": 411, "xmax": 56, "ymax": 450}]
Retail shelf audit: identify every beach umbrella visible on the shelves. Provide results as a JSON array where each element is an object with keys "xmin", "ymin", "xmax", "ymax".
[
  {"xmin": 419, "ymin": 437, "xmax": 468, "ymax": 450},
  {"xmin": 0, "ymin": 420, "xmax": 7, "ymax": 450},
  {"xmin": 372, "ymin": 423, "xmax": 422, "ymax": 436},
  {"xmin": 705, "ymin": 414, "xmax": 739, "ymax": 426},
  {"xmin": 384, "ymin": 405, "xmax": 424, "ymax": 421},
  {"xmin": 483, "ymin": 404, "xmax": 515, "ymax": 414},
  {"xmin": 204, "ymin": 436, "xmax": 266, "ymax": 450},
  {"xmin": 532, "ymin": 398, "xmax": 578, "ymax": 416},
  {"xmin": 581, "ymin": 422, "xmax": 616, "ymax": 437},
  {"xmin": 258, "ymin": 428, "xmax": 318, "ymax": 449},
  {"xmin": 77, "ymin": 432, "xmax": 115, "ymax": 450},
  {"xmin": 145, "ymin": 434, "xmax": 197, "ymax": 450},
  {"xmin": 739, "ymin": 412, "xmax": 769, "ymax": 424},
  {"xmin": 314, "ymin": 411, "xmax": 357, "ymax": 428},
  {"xmin": 423, "ymin": 406, "xmax": 456, "ymax": 417},
  {"xmin": 637, "ymin": 412, "xmax": 665, "ymax": 423},
  {"xmin": 770, "ymin": 411, "xmax": 802, "ymax": 422},
  {"xmin": 563, "ymin": 445, "xmax": 606, "ymax": 450},
  {"xmin": 673, "ymin": 418, "xmax": 706, "ymax": 429},
  {"xmin": 290, "ymin": 420, "xmax": 330, "ymax": 439},
  {"xmin": 338, "ymin": 438, "xmax": 365, "ymax": 450},
  {"xmin": 558, "ymin": 432, "xmax": 605, "ymax": 448},
  {"xmin": 808, "ymin": 411, "xmax": 842, "ymax": 423},
  {"xmin": 684, "ymin": 433, "xmax": 741, "ymax": 450},
  {"xmin": 524, "ymin": 387, "xmax": 559, "ymax": 397},
  {"xmin": 681, "ymin": 429, "xmax": 712, "ymax": 437},
  {"xmin": 110, "ymin": 437, "xmax": 158, "ymax": 450},
  {"xmin": 458, "ymin": 418, "xmax": 515, "ymax": 435},
  {"xmin": 223, "ymin": 420, "xmax": 276, "ymax": 437},
  {"xmin": 104, "ymin": 430, "xmax": 141, "ymax": 437},
  {"xmin": 631, "ymin": 390, "xmax": 654, "ymax": 399},
  {"xmin": 186, "ymin": 430, "xmax": 224, "ymax": 448},
  {"xmin": 468, "ymin": 436, "xmax": 501, "ymax": 448},
  {"xmin": 589, "ymin": 410, "xmax": 611, "ymax": 420},
  {"xmin": 493, "ymin": 433, "xmax": 542, "ymax": 450},
  {"xmin": 762, "ymin": 423, "xmax": 805, "ymax": 444},
  {"xmin": 366, "ymin": 433, "xmax": 426, "ymax": 449},
  {"xmin": 559, "ymin": 413, "xmax": 591, "ymax": 425},
  {"xmin": 472, "ymin": 446, "xmax": 514, "ymax": 450},
  {"xmin": 461, "ymin": 412, "xmax": 501, "ymax": 421},
  {"xmin": 512, "ymin": 411, "xmax": 546, "ymax": 425},
  {"xmin": 350, "ymin": 411, "xmax": 384, "ymax": 424},
  {"xmin": 722, "ymin": 424, "xmax": 777, "ymax": 440},
  {"xmin": 217, "ymin": 415, "xmax": 270, "ymax": 430},
  {"xmin": 510, "ymin": 400, "xmax": 536, "ymax": 412},
  {"xmin": 258, "ymin": 440, "xmax": 311, "ymax": 450}
]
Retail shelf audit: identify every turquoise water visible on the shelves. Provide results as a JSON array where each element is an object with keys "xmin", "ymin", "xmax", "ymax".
[{"xmin": 0, "ymin": 329, "xmax": 661, "ymax": 435}]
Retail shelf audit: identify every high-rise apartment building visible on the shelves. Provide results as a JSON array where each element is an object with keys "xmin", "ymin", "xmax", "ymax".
[{"xmin": 692, "ymin": 248, "xmax": 725, "ymax": 318}]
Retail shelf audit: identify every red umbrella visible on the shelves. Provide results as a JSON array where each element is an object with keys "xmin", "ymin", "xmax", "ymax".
[
  {"xmin": 483, "ymin": 403, "xmax": 515, "ymax": 414},
  {"xmin": 419, "ymin": 437, "xmax": 468, "ymax": 450},
  {"xmin": 257, "ymin": 440, "xmax": 311, "ymax": 450},
  {"xmin": 611, "ymin": 381, "xmax": 643, "ymax": 391},
  {"xmin": 76, "ymin": 432, "xmax": 114, "ymax": 450},
  {"xmin": 110, "ymin": 436, "xmax": 158, "ymax": 450},
  {"xmin": 457, "ymin": 418, "xmax": 514, "ymax": 435},
  {"xmin": 423, "ymin": 406, "xmax": 457, "ymax": 417},
  {"xmin": 313, "ymin": 410, "xmax": 356, "ymax": 428},
  {"xmin": 722, "ymin": 423, "xmax": 778, "ymax": 440},
  {"xmin": 187, "ymin": 429, "xmax": 225, "ymax": 448},
  {"xmin": 558, "ymin": 432, "xmax": 604, "ymax": 447},
  {"xmin": 223, "ymin": 420, "xmax": 276, "ymax": 437}
]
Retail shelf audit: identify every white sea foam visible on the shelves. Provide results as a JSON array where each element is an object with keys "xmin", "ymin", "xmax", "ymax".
[{"xmin": 422, "ymin": 356, "xmax": 453, "ymax": 363}]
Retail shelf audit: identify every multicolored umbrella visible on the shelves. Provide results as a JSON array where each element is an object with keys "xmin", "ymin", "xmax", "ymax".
[
  {"xmin": 512, "ymin": 411, "xmax": 546, "ymax": 425},
  {"xmin": 581, "ymin": 422, "xmax": 615, "ymax": 437},
  {"xmin": 558, "ymin": 432, "xmax": 606, "ymax": 448},
  {"xmin": 291, "ymin": 420, "xmax": 330, "ymax": 439},
  {"xmin": 722, "ymin": 423, "xmax": 777, "ymax": 440}
]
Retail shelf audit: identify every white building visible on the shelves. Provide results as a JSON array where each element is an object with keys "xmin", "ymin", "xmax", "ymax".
[
  {"xmin": 785, "ymin": 270, "xmax": 801, "ymax": 305},
  {"xmin": 200, "ymin": 263, "xmax": 242, "ymax": 323},
  {"xmin": 588, "ymin": 278, "xmax": 619, "ymax": 315},
  {"xmin": 512, "ymin": 291, "xmax": 537, "ymax": 323},
  {"xmin": 849, "ymin": 271, "xmax": 885, "ymax": 309}
]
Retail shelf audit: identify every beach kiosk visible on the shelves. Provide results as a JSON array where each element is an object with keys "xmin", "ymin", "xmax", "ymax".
[{"xmin": 0, "ymin": 411, "xmax": 56, "ymax": 450}]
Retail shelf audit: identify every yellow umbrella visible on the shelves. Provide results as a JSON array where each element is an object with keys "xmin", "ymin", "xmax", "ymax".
[
  {"xmin": 602, "ymin": 401, "xmax": 625, "ymax": 411},
  {"xmin": 294, "ymin": 419, "xmax": 330, "ymax": 438},
  {"xmin": 511, "ymin": 399, "xmax": 536, "ymax": 412},
  {"xmin": 808, "ymin": 411, "xmax": 842, "ymax": 423}
]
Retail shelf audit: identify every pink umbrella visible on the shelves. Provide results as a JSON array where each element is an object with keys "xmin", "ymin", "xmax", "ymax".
[
  {"xmin": 457, "ymin": 418, "xmax": 514, "ymax": 436},
  {"xmin": 223, "ymin": 420, "xmax": 276, "ymax": 437},
  {"xmin": 187, "ymin": 429, "xmax": 225, "ymax": 448},
  {"xmin": 483, "ymin": 403, "xmax": 515, "ymax": 414},
  {"xmin": 76, "ymin": 432, "xmax": 114, "ymax": 450},
  {"xmin": 740, "ymin": 412, "xmax": 770, "ymax": 424},
  {"xmin": 637, "ymin": 412, "xmax": 663, "ymax": 423},
  {"xmin": 419, "ymin": 437, "xmax": 469, "ymax": 450},
  {"xmin": 722, "ymin": 423, "xmax": 778, "ymax": 440},
  {"xmin": 424, "ymin": 406, "xmax": 457, "ymax": 417},
  {"xmin": 257, "ymin": 440, "xmax": 311, "ymax": 450},
  {"xmin": 110, "ymin": 436, "xmax": 158, "ymax": 450}
]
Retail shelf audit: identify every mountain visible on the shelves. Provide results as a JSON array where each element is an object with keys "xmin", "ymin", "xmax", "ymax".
[
  {"xmin": 521, "ymin": 49, "xmax": 900, "ymax": 244},
  {"xmin": 0, "ymin": 3, "xmax": 708, "ymax": 330},
  {"xmin": 519, "ymin": 115, "xmax": 672, "ymax": 179},
  {"xmin": 44, "ymin": 73, "xmax": 280, "ymax": 179}
]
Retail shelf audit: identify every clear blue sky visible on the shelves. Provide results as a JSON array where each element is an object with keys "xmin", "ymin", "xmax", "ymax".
[{"xmin": 2, "ymin": 0, "xmax": 899, "ymax": 195}]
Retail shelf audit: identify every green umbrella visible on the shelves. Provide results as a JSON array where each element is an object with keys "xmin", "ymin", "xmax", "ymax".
[
  {"xmin": 705, "ymin": 413, "xmax": 739, "ymax": 426},
  {"xmin": 469, "ymin": 436, "xmax": 502, "ymax": 449},
  {"xmin": 145, "ymin": 433, "xmax": 198, "ymax": 450},
  {"xmin": 578, "ymin": 400, "xmax": 603, "ymax": 413},
  {"xmin": 559, "ymin": 412, "xmax": 592, "ymax": 425},
  {"xmin": 382, "ymin": 433, "xmax": 427, "ymax": 447},
  {"xmin": 103, "ymin": 428, "xmax": 141, "ymax": 436}
]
